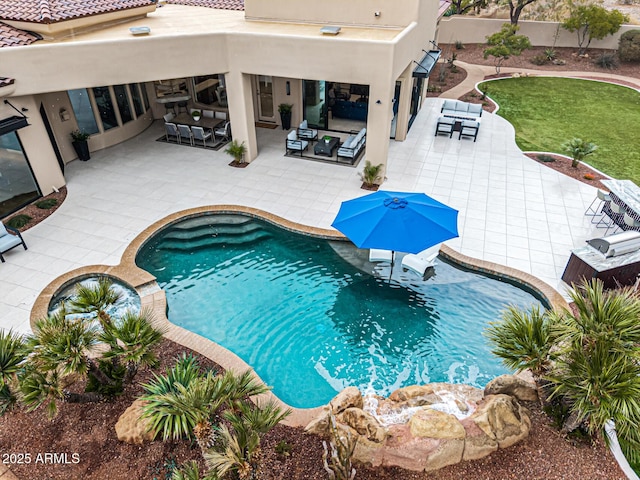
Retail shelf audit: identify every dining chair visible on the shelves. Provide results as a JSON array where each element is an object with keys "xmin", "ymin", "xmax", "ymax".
[
  {"xmin": 623, "ymin": 212, "xmax": 640, "ymax": 231},
  {"xmin": 191, "ymin": 126, "xmax": 212, "ymax": 148},
  {"xmin": 214, "ymin": 121, "xmax": 231, "ymax": 143},
  {"xmin": 598, "ymin": 202, "xmax": 624, "ymax": 235},
  {"xmin": 164, "ymin": 122, "xmax": 179, "ymax": 143},
  {"xmin": 177, "ymin": 124, "xmax": 193, "ymax": 146},
  {"xmin": 585, "ymin": 189, "xmax": 611, "ymax": 222}
]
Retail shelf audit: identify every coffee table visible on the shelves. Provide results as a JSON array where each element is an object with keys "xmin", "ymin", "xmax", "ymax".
[{"xmin": 314, "ymin": 136, "xmax": 340, "ymax": 157}]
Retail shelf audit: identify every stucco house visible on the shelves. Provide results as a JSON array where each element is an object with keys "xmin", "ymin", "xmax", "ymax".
[{"xmin": 0, "ymin": 0, "xmax": 448, "ymax": 218}]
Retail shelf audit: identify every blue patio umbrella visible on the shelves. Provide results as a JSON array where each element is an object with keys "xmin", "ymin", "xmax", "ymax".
[{"xmin": 331, "ymin": 190, "xmax": 459, "ymax": 254}]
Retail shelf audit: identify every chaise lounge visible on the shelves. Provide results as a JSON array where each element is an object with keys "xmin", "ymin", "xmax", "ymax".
[
  {"xmin": 0, "ymin": 221, "xmax": 27, "ymax": 262},
  {"xmin": 401, "ymin": 243, "xmax": 440, "ymax": 277}
]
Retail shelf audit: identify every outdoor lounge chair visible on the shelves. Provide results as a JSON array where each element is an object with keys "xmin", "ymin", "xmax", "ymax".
[
  {"xmin": 401, "ymin": 244, "xmax": 441, "ymax": 277},
  {"xmin": 286, "ymin": 130, "xmax": 308, "ymax": 156},
  {"xmin": 435, "ymin": 116, "xmax": 454, "ymax": 137},
  {"xmin": 297, "ymin": 120, "xmax": 318, "ymax": 142},
  {"xmin": 0, "ymin": 221, "xmax": 27, "ymax": 262},
  {"xmin": 369, "ymin": 249, "xmax": 393, "ymax": 263},
  {"xmin": 458, "ymin": 120, "xmax": 480, "ymax": 142}
]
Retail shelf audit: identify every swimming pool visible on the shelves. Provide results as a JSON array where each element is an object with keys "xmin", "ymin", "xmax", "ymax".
[{"xmin": 136, "ymin": 213, "xmax": 544, "ymax": 408}]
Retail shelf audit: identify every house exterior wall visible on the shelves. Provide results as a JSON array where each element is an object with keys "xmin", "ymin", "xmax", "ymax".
[{"xmin": 0, "ymin": 2, "xmax": 441, "ymax": 190}]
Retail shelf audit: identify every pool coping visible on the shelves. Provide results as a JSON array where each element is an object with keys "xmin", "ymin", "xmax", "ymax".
[{"xmin": 30, "ymin": 205, "xmax": 569, "ymax": 427}]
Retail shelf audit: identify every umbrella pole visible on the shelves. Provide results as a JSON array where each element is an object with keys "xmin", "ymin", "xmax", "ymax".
[{"xmin": 389, "ymin": 250, "xmax": 395, "ymax": 281}]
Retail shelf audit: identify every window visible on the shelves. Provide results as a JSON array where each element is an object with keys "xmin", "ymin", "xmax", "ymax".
[
  {"xmin": 193, "ymin": 74, "xmax": 226, "ymax": 107},
  {"xmin": 68, "ymin": 89, "xmax": 99, "ymax": 135},
  {"xmin": 129, "ymin": 83, "xmax": 145, "ymax": 117},
  {"xmin": 114, "ymin": 85, "xmax": 133, "ymax": 124},
  {"xmin": 92, "ymin": 86, "xmax": 118, "ymax": 131},
  {"xmin": 0, "ymin": 132, "xmax": 40, "ymax": 218}
]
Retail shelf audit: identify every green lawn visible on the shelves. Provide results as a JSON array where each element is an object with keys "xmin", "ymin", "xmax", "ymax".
[{"xmin": 477, "ymin": 77, "xmax": 640, "ymax": 184}]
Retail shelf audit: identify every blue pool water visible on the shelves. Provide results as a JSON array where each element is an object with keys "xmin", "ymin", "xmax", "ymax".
[{"xmin": 136, "ymin": 214, "xmax": 544, "ymax": 408}]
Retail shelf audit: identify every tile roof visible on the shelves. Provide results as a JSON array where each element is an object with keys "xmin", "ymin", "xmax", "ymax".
[
  {"xmin": 0, "ymin": 22, "xmax": 40, "ymax": 47},
  {"xmin": 0, "ymin": 0, "xmax": 155, "ymax": 24},
  {"xmin": 167, "ymin": 0, "xmax": 244, "ymax": 11},
  {"xmin": 0, "ymin": 76, "xmax": 15, "ymax": 88}
]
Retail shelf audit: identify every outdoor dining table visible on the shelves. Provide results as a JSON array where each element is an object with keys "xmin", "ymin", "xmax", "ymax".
[
  {"xmin": 172, "ymin": 113, "xmax": 223, "ymax": 132},
  {"xmin": 601, "ymin": 179, "xmax": 640, "ymax": 230}
]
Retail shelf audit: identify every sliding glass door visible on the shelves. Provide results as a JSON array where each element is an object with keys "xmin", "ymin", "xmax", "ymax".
[{"xmin": 0, "ymin": 132, "xmax": 40, "ymax": 218}]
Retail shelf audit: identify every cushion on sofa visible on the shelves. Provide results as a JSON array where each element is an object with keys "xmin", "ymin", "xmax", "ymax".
[
  {"xmin": 454, "ymin": 101, "xmax": 469, "ymax": 113},
  {"xmin": 287, "ymin": 130, "xmax": 297, "ymax": 141},
  {"xmin": 300, "ymin": 120, "xmax": 308, "ymax": 129},
  {"xmin": 442, "ymin": 100, "xmax": 456, "ymax": 111},
  {"xmin": 467, "ymin": 104, "xmax": 482, "ymax": 116},
  {"xmin": 342, "ymin": 137, "xmax": 354, "ymax": 149}
]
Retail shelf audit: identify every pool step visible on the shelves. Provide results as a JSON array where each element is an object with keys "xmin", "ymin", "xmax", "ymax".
[{"xmin": 158, "ymin": 220, "xmax": 271, "ymax": 251}]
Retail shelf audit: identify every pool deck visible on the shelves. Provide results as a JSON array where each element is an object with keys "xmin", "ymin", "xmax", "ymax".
[{"xmin": 0, "ymin": 92, "xmax": 611, "ymax": 336}]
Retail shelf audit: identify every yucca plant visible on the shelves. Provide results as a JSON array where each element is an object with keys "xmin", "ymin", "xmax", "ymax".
[
  {"xmin": 484, "ymin": 305, "xmax": 559, "ymax": 379},
  {"xmin": 562, "ymin": 138, "xmax": 598, "ymax": 168},
  {"xmin": 205, "ymin": 423, "xmax": 258, "ymax": 480},
  {"xmin": 99, "ymin": 308, "xmax": 165, "ymax": 382},
  {"xmin": 171, "ymin": 460, "xmax": 219, "ymax": 480},
  {"xmin": 0, "ymin": 330, "xmax": 27, "ymax": 414},
  {"xmin": 68, "ymin": 277, "xmax": 122, "ymax": 329}
]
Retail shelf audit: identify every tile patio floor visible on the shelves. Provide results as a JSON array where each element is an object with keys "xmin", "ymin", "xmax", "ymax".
[{"xmin": 0, "ymin": 98, "xmax": 602, "ymax": 335}]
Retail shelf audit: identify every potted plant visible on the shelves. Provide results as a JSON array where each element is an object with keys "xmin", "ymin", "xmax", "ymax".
[
  {"xmin": 278, "ymin": 103, "xmax": 293, "ymax": 130},
  {"xmin": 191, "ymin": 110, "xmax": 201, "ymax": 122},
  {"xmin": 70, "ymin": 129, "xmax": 91, "ymax": 161},
  {"xmin": 359, "ymin": 161, "xmax": 384, "ymax": 190},
  {"xmin": 225, "ymin": 140, "xmax": 248, "ymax": 168}
]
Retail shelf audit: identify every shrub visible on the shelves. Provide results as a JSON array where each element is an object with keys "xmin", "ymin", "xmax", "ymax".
[
  {"xmin": 455, "ymin": 40, "xmax": 465, "ymax": 50},
  {"xmin": 530, "ymin": 54, "xmax": 548, "ymax": 65},
  {"xmin": 537, "ymin": 154, "xmax": 556, "ymax": 163},
  {"xmin": 6, "ymin": 214, "xmax": 31, "ymax": 229},
  {"xmin": 618, "ymin": 29, "xmax": 640, "ymax": 62},
  {"xmin": 544, "ymin": 48, "xmax": 557, "ymax": 60},
  {"xmin": 594, "ymin": 52, "xmax": 618, "ymax": 69},
  {"xmin": 35, "ymin": 199, "xmax": 57, "ymax": 210}
]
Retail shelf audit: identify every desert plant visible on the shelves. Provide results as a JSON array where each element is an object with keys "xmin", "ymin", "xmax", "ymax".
[
  {"xmin": 536, "ymin": 154, "xmax": 555, "ymax": 163},
  {"xmin": 70, "ymin": 129, "xmax": 91, "ymax": 142},
  {"xmin": 0, "ymin": 330, "xmax": 27, "ymax": 415},
  {"xmin": 359, "ymin": 161, "xmax": 383, "ymax": 188},
  {"xmin": 544, "ymin": 47, "xmax": 557, "ymax": 61},
  {"xmin": 171, "ymin": 460, "xmax": 218, "ymax": 480},
  {"xmin": 594, "ymin": 52, "xmax": 618, "ymax": 69},
  {"xmin": 224, "ymin": 140, "xmax": 247, "ymax": 165},
  {"xmin": 562, "ymin": 137, "xmax": 598, "ymax": 168},
  {"xmin": 483, "ymin": 23, "xmax": 532, "ymax": 74},
  {"xmin": 275, "ymin": 440, "xmax": 292, "ymax": 457},
  {"xmin": 6, "ymin": 214, "xmax": 31, "ymax": 229},
  {"xmin": 455, "ymin": 40, "xmax": 465, "ymax": 49},
  {"xmin": 530, "ymin": 54, "xmax": 548, "ymax": 65},
  {"xmin": 322, "ymin": 410, "xmax": 357, "ymax": 480},
  {"xmin": 68, "ymin": 277, "xmax": 122, "ymax": 329},
  {"xmin": 35, "ymin": 199, "xmax": 58, "ymax": 209},
  {"xmin": 618, "ymin": 29, "xmax": 640, "ymax": 62}
]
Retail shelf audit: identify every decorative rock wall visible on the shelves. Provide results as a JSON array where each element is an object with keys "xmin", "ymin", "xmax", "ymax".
[{"xmin": 305, "ymin": 375, "xmax": 535, "ymax": 472}]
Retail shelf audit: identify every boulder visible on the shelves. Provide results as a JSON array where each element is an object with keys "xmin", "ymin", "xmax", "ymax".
[
  {"xmin": 460, "ymin": 417, "xmax": 498, "ymax": 461},
  {"xmin": 484, "ymin": 374, "xmax": 538, "ymax": 402},
  {"xmin": 409, "ymin": 408, "xmax": 466, "ymax": 440},
  {"xmin": 330, "ymin": 386, "xmax": 363, "ymax": 413},
  {"xmin": 470, "ymin": 394, "xmax": 531, "ymax": 449},
  {"xmin": 115, "ymin": 399, "xmax": 155, "ymax": 445},
  {"xmin": 304, "ymin": 407, "xmax": 331, "ymax": 436},
  {"xmin": 339, "ymin": 407, "xmax": 386, "ymax": 443}
]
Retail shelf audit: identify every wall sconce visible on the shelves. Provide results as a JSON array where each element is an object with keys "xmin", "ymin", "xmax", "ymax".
[
  {"xmin": 374, "ymin": 11, "xmax": 381, "ymax": 17},
  {"xmin": 376, "ymin": 100, "xmax": 382, "ymax": 105},
  {"xmin": 286, "ymin": 81, "xmax": 290, "ymax": 96},
  {"xmin": 59, "ymin": 107, "xmax": 70, "ymax": 122}
]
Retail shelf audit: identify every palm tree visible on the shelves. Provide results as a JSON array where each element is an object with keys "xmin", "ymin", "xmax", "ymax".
[
  {"xmin": 68, "ymin": 277, "xmax": 122, "ymax": 329},
  {"xmin": 99, "ymin": 308, "xmax": 165, "ymax": 382},
  {"xmin": 562, "ymin": 137, "xmax": 598, "ymax": 168},
  {"xmin": 0, "ymin": 329, "xmax": 27, "ymax": 414},
  {"xmin": 171, "ymin": 460, "xmax": 219, "ymax": 480}
]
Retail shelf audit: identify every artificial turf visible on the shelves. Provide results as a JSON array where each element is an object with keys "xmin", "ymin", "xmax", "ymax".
[{"xmin": 478, "ymin": 77, "xmax": 640, "ymax": 184}]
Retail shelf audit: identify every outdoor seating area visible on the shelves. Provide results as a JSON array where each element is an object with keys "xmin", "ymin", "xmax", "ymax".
[
  {"xmin": 161, "ymin": 112, "xmax": 231, "ymax": 149},
  {"xmin": 284, "ymin": 127, "xmax": 366, "ymax": 165},
  {"xmin": 435, "ymin": 100, "xmax": 482, "ymax": 142}
]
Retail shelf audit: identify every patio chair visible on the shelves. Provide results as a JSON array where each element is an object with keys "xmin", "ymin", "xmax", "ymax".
[
  {"xmin": 191, "ymin": 126, "xmax": 212, "ymax": 148},
  {"xmin": 584, "ymin": 189, "xmax": 611, "ymax": 222},
  {"xmin": 177, "ymin": 124, "xmax": 193, "ymax": 145},
  {"xmin": 163, "ymin": 112, "xmax": 174, "ymax": 122},
  {"xmin": 623, "ymin": 212, "xmax": 640, "ymax": 230},
  {"xmin": 214, "ymin": 121, "xmax": 231, "ymax": 143},
  {"xmin": 458, "ymin": 120, "xmax": 479, "ymax": 142},
  {"xmin": 369, "ymin": 249, "xmax": 393, "ymax": 263},
  {"xmin": 285, "ymin": 130, "xmax": 308, "ymax": 156},
  {"xmin": 0, "ymin": 221, "xmax": 27, "ymax": 262},
  {"xmin": 164, "ymin": 122, "xmax": 179, "ymax": 143},
  {"xmin": 298, "ymin": 120, "xmax": 318, "ymax": 142},
  {"xmin": 597, "ymin": 202, "xmax": 623, "ymax": 235},
  {"xmin": 401, "ymin": 244, "xmax": 441, "ymax": 277},
  {"xmin": 435, "ymin": 116, "xmax": 455, "ymax": 138}
]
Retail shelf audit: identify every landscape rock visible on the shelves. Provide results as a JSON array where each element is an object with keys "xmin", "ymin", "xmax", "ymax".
[
  {"xmin": 115, "ymin": 399, "xmax": 155, "ymax": 445},
  {"xmin": 484, "ymin": 374, "xmax": 539, "ymax": 402},
  {"xmin": 330, "ymin": 386, "xmax": 363, "ymax": 413},
  {"xmin": 409, "ymin": 408, "xmax": 466, "ymax": 440},
  {"xmin": 470, "ymin": 394, "xmax": 531, "ymax": 449},
  {"xmin": 339, "ymin": 407, "xmax": 386, "ymax": 443}
]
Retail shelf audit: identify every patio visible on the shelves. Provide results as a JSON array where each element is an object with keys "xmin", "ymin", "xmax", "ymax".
[{"xmin": 0, "ymin": 98, "xmax": 601, "ymax": 334}]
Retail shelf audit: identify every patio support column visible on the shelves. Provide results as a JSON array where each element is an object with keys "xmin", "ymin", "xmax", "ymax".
[
  {"xmin": 394, "ymin": 63, "xmax": 414, "ymax": 142},
  {"xmin": 226, "ymin": 71, "xmax": 258, "ymax": 163},
  {"xmin": 366, "ymin": 80, "xmax": 396, "ymax": 181}
]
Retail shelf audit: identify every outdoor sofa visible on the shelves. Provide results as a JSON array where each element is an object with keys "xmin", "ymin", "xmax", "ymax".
[
  {"xmin": 440, "ymin": 100, "xmax": 483, "ymax": 119},
  {"xmin": 337, "ymin": 127, "xmax": 366, "ymax": 161}
]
